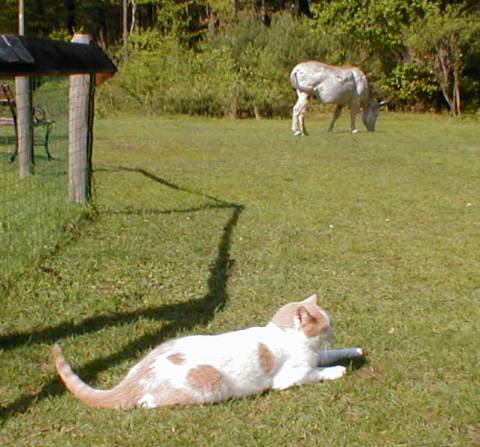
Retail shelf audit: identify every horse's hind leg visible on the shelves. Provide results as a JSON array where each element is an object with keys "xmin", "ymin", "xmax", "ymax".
[
  {"xmin": 328, "ymin": 105, "xmax": 343, "ymax": 132},
  {"xmin": 292, "ymin": 91, "xmax": 309, "ymax": 136},
  {"xmin": 299, "ymin": 105, "xmax": 309, "ymax": 136}
]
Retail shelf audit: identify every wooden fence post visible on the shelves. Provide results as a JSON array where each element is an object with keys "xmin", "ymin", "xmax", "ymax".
[
  {"xmin": 69, "ymin": 33, "xmax": 94, "ymax": 202},
  {"xmin": 16, "ymin": 0, "xmax": 33, "ymax": 178},
  {"xmin": 15, "ymin": 77, "xmax": 34, "ymax": 178}
]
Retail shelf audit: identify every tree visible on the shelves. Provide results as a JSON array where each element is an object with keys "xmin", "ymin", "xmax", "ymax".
[
  {"xmin": 407, "ymin": 4, "xmax": 480, "ymax": 115},
  {"xmin": 310, "ymin": 0, "xmax": 429, "ymax": 72},
  {"xmin": 0, "ymin": 0, "xmax": 18, "ymax": 33}
]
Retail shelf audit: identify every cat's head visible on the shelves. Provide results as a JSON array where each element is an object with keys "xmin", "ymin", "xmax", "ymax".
[{"xmin": 271, "ymin": 294, "xmax": 333, "ymax": 348}]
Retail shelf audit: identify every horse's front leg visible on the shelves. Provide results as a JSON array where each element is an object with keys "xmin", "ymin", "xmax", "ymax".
[{"xmin": 350, "ymin": 101, "xmax": 360, "ymax": 134}]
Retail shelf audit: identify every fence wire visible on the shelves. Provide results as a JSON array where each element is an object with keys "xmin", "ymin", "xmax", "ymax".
[{"xmin": 0, "ymin": 77, "xmax": 90, "ymax": 287}]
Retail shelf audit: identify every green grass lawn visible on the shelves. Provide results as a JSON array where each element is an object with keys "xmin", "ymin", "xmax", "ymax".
[{"xmin": 1, "ymin": 112, "xmax": 479, "ymax": 446}]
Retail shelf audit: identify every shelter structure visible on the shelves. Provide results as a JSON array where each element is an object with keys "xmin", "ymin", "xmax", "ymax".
[
  {"xmin": 0, "ymin": 33, "xmax": 116, "ymax": 202},
  {"xmin": 0, "ymin": 34, "xmax": 116, "ymax": 78}
]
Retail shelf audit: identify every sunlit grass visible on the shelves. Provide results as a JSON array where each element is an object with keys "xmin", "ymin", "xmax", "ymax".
[{"xmin": 1, "ymin": 112, "xmax": 479, "ymax": 446}]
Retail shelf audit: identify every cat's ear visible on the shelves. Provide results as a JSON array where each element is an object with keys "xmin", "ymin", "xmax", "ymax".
[
  {"xmin": 303, "ymin": 294, "xmax": 318, "ymax": 305},
  {"xmin": 294, "ymin": 305, "xmax": 313, "ymax": 324},
  {"xmin": 295, "ymin": 304, "xmax": 329, "ymax": 337}
]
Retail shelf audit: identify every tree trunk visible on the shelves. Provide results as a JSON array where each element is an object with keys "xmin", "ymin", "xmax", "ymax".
[
  {"xmin": 436, "ymin": 43, "xmax": 455, "ymax": 116},
  {"xmin": 436, "ymin": 39, "xmax": 462, "ymax": 117},
  {"xmin": 130, "ymin": 0, "xmax": 138, "ymax": 34},
  {"xmin": 64, "ymin": 0, "xmax": 76, "ymax": 34},
  {"xmin": 123, "ymin": 0, "xmax": 128, "ymax": 50},
  {"xmin": 297, "ymin": 0, "xmax": 312, "ymax": 17},
  {"xmin": 207, "ymin": 5, "xmax": 217, "ymax": 35},
  {"xmin": 230, "ymin": 95, "xmax": 237, "ymax": 119},
  {"xmin": 453, "ymin": 57, "xmax": 461, "ymax": 116}
]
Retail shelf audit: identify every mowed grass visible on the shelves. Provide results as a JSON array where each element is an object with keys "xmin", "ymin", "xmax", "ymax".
[{"xmin": 1, "ymin": 112, "xmax": 479, "ymax": 446}]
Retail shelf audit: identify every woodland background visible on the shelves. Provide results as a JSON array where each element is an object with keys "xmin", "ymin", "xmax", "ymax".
[{"xmin": 2, "ymin": 0, "xmax": 480, "ymax": 118}]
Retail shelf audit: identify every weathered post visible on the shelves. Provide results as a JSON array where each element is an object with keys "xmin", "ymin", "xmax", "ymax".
[
  {"xmin": 16, "ymin": 0, "xmax": 34, "ymax": 178},
  {"xmin": 69, "ymin": 33, "xmax": 94, "ymax": 202},
  {"xmin": 15, "ymin": 78, "xmax": 33, "ymax": 177},
  {"xmin": 123, "ymin": 0, "xmax": 128, "ymax": 50}
]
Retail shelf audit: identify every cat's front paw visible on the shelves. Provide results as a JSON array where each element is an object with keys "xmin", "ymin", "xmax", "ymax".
[{"xmin": 319, "ymin": 365, "xmax": 347, "ymax": 381}]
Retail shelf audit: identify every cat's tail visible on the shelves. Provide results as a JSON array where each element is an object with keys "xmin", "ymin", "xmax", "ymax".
[{"xmin": 52, "ymin": 344, "xmax": 135, "ymax": 410}]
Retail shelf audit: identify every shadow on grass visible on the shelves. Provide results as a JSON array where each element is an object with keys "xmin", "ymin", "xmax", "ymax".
[
  {"xmin": 0, "ymin": 166, "xmax": 244, "ymax": 423},
  {"xmin": 335, "ymin": 356, "xmax": 368, "ymax": 371}
]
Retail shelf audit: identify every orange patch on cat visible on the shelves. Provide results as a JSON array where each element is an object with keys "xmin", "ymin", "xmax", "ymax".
[
  {"xmin": 187, "ymin": 365, "xmax": 224, "ymax": 392},
  {"xmin": 301, "ymin": 317, "xmax": 328, "ymax": 337},
  {"xmin": 258, "ymin": 343, "xmax": 275, "ymax": 373},
  {"xmin": 167, "ymin": 353, "xmax": 185, "ymax": 365},
  {"xmin": 298, "ymin": 305, "xmax": 329, "ymax": 337}
]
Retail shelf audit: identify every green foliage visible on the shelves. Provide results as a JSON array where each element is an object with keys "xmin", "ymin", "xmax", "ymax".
[
  {"xmin": 202, "ymin": 12, "xmax": 269, "ymax": 116},
  {"xmin": 310, "ymin": 0, "xmax": 430, "ymax": 71},
  {"xmin": 382, "ymin": 63, "xmax": 438, "ymax": 110},
  {"xmin": 98, "ymin": 31, "xmax": 182, "ymax": 113},
  {"xmin": 0, "ymin": 0, "xmax": 17, "ymax": 34},
  {"xmin": 97, "ymin": 30, "xmax": 239, "ymax": 117},
  {"xmin": 47, "ymin": 29, "xmax": 72, "ymax": 41},
  {"xmin": 250, "ymin": 13, "xmax": 338, "ymax": 116},
  {"xmin": 98, "ymin": 12, "xmax": 343, "ymax": 118},
  {"xmin": 172, "ymin": 47, "xmax": 239, "ymax": 116},
  {"xmin": 406, "ymin": 4, "xmax": 480, "ymax": 114},
  {"xmin": 154, "ymin": 0, "xmax": 208, "ymax": 46},
  {"xmin": 94, "ymin": 1, "xmax": 480, "ymax": 116}
]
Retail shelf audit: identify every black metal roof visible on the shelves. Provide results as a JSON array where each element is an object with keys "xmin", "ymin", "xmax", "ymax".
[{"xmin": 0, "ymin": 34, "xmax": 116, "ymax": 77}]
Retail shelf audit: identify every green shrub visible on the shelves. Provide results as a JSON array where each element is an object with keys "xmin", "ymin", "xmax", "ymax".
[
  {"xmin": 96, "ymin": 31, "xmax": 183, "ymax": 114},
  {"xmin": 170, "ymin": 47, "xmax": 239, "ymax": 117},
  {"xmin": 254, "ymin": 13, "xmax": 338, "ymax": 116},
  {"xmin": 382, "ymin": 63, "xmax": 438, "ymax": 111}
]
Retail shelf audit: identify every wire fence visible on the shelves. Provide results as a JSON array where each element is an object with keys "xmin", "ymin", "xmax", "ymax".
[{"xmin": 0, "ymin": 77, "xmax": 89, "ymax": 288}]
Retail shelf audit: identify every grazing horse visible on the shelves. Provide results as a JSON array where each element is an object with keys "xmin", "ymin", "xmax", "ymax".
[{"xmin": 290, "ymin": 61, "xmax": 385, "ymax": 136}]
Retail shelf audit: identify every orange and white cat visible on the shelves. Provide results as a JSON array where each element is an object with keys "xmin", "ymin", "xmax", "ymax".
[{"xmin": 53, "ymin": 294, "xmax": 347, "ymax": 409}]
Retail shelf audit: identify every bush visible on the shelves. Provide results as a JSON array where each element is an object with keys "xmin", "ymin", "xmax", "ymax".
[
  {"xmin": 172, "ymin": 47, "xmax": 239, "ymax": 117},
  {"xmin": 97, "ymin": 29, "xmax": 239, "ymax": 117},
  {"xmin": 98, "ymin": 13, "xmax": 332, "ymax": 118},
  {"xmin": 382, "ymin": 63, "xmax": 438, "ymax": 111},
  {"xmin": 96, "ymin": 31, "xmax": 180, "ymax": 114}
]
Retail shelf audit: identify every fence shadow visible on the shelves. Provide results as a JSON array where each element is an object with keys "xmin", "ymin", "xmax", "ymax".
[{"xmin": 0, "ymin": 167, "xmax": 244, "ymax": 423}]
